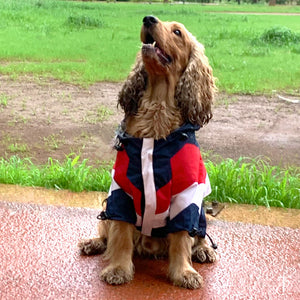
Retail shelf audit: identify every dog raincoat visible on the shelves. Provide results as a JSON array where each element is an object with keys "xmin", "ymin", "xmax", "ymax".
[{"xmin": 103, "ymin": 123, "xmax": 211, "ymax": 238}]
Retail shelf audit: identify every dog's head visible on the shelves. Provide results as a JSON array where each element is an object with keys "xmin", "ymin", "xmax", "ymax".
[
  {"xmin": 119, "ymin": 16, "xmax": 216, "ymax": 127},
  {"xmin": 140, "ymin": 16, "xmax": 192, "ymax": 78}
]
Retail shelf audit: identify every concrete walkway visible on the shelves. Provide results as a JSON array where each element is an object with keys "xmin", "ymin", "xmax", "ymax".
[{"xmin": 0, "ymin": 185, "xmax": 299, "ymax": 299}]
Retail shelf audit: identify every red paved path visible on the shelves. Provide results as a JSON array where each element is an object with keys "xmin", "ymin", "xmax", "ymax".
[{"xmin": 0, "ymin": 200, "xmax": 299, "ymax": 300}]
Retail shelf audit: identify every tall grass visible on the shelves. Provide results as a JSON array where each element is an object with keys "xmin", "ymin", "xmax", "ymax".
[
  {"xmin": 259, "ymin": 25, "xmax": 300, "ymax": 46},
  {"xmin": 206, "ymin": 157, "xmax": 300, "ymax": 209},
  {"xmin": 0, "ymin": 155, "xmax": 299, "ymax": 209},
  {"xmin": 0, "ymin": 1, "xmax": 299, "ymax": 93},
  {"xmin": 0, "ymin": 155, "xmax": 112, "ymax": 192}
]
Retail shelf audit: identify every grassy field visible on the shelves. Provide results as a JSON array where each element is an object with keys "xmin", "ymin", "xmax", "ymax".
[
  {"xmin": 0, "ymin": 1, "xmax": 299, "ymax": 209},
  {"xmin": 0, "ymin": 0, "xmax": 299, "ymax": 93}
]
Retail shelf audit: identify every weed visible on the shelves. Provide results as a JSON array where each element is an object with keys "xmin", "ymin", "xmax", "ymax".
[
  {"xmin": 1, "ymin": 134, "xmax": 29, "ymax": 153},
  {"xmin": 72, "ymin": 132, "xmax": 92, "ymax": 153},
  {"xmin": 60, "ymin": 92, "xmax": 72, "ymax": 103},
  {"xmin": 8, "ymin": 143, "xmax": 29, "ymax": 153},
  {"xmin": 62, "ymin": 108, "xmax": 69, "ymax": 116},
  {"xmin": 66, "ymin": 15, "xmax": 104, "ymax": 29},
  {"xmin": 31, "ymin": 108, "xmax": 37, "ymax": 116},
  {"xmin": 242, "ymin": 47, "xmax": 271, "ymax": 57},
  {"xmin": 0, "ymin": 93, "xmax": 9, "ymax": 108},
  {"xmin": 43, "ymin": 133, "xmax": 65, "ymax": 150},
  {"xmin": 259, "ymin": 26, "xmax": 300, "ymax": 46},
  {"xmin": 96, "ymin": 106, "xmax": 113, "ymax": 121},
  {"xmin": 79, "ymin": 131, "xmax": 90, "ymax": 140},
  {"xmin": 1, "ymin": 133, "xmax": 12, "ymax": 145},
  {"xmin": 215, "ymin": 96, "xmax": 238, "ymax": 109},
  {"xmin": 21, "ymin": 100, "xmax": 27, "ymax": 111},
  {"xmin": 46, "ymin": 116, "xmax": 52, "ymax": 125},
  {"xmin": 8, "ymin": 113, "xmax": 29, "ymax": 125},
  {"xmin": 73, "ymin": 131, "xmax": 92, "ymax": 144},
  {"xmin": 20, "ymin": 115, "xmax": 29, "ymax": 124},
  {"xmin": 83, "ymin": 105, "xmax": 113, "ymax": 124}
]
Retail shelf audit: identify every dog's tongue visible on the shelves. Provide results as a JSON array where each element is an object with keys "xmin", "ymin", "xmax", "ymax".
[{"xmin": 155, "ymin": 46, "xmax": 170, "ymax": 64}]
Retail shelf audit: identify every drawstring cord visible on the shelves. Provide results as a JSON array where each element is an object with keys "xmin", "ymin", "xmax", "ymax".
[{"xmin": 206, "ymin": 233, "xmax": 218, "ymax": 250}]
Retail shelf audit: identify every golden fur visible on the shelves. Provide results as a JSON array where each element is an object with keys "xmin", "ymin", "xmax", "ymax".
[
  {"xmin": 79, "ymin": 16, "xmax": 216, "ymax": 289},
  {"xmin": 119, "ymin": 17, "xmax": 215, "ymax": 139}
]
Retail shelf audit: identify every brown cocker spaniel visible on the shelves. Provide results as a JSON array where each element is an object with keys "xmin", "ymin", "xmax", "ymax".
[{"xmin": 79, "ymin": 16, "xmax": 217, "ymax": 289}]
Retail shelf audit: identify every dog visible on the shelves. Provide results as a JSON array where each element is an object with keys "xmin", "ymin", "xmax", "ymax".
[{"xmin": 79, "ymin": 16, "xmax": 217, "ymax": 289}]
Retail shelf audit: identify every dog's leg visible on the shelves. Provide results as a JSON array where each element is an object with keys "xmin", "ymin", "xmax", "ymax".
[
  {"xmin": 168, "ymin": 231, "xmax": 203, "ymax": 289},
  {"xmin": 78, "ymin": 220, "xmax": 109, "ymax": 255},
  {"xmin": 100, "ymin": 220, "xmax": 135, "ymax": 285},
  {"xmin": 192, "ymin": 236, "xmax": 217, "ymax": 263},
  {"xmin": 78, "ymin": 237, "xmax": 107, "ymax": 256}
]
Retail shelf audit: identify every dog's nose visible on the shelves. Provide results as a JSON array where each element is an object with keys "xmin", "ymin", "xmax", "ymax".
[{"xmin": 143, "ymin": 16, "xmax": 158, "ymax": 28}]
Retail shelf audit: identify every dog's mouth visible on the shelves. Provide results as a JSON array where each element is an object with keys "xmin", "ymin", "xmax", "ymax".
[{"xmin": 142, "ymin": 33, "xmax": 172, "ymax": 65}]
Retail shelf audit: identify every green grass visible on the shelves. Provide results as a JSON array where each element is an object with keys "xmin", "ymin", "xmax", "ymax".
[
  {"xmin": 0, "ymin": 155, "xmax": 112, "ymax": 193},
  {"xmin": 8, "ymin": 143, "xmax": 29, "ymax": 153},
  {"xmin": 205, "ymin": 157, "xmax": 300, "ymax": 209},
  {"xmin": 0, "ymin": 155, "xmax": 299, "ymax": 209},
  {"xmin": 0, "ymin": 1, "xmax": 299, "ymax": 93},
  {"xmin": 0, "ymin": 93, "xmax": 9, "ymax": 108}
]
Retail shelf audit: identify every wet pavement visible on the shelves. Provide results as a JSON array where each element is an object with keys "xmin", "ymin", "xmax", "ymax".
[{"xmin": 0, "ymin": 184, "xmax": 299, "ymax": 299}]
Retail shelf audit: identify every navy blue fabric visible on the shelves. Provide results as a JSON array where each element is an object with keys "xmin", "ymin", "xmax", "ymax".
[
  {"xmin": 167, "ymin": 203, "xmax": 205, "ymax": 236},
  {"xmin": 149, "ymin": 204, "xmax": 206, "ymax": 238},
  {"xmin": 198, "ymin": 205, "xmax": 207, "ymax": 238},
  {"xmin": 119, "ymin": 136, "xmax": 144, "ymax": 192},
  {"xmin": 106, "ymin": 189, "xmax": 137, "ymax": 224}
]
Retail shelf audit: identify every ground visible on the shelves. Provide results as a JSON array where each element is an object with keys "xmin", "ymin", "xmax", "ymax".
[{"xmin": 0, "ymin": 75, "xmax": 299, "ymax": 167}]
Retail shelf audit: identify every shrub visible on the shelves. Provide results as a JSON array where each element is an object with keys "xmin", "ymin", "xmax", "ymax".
[{"xmin": 260, "ymin": 25, "xmax": 300, "ymax": 46}]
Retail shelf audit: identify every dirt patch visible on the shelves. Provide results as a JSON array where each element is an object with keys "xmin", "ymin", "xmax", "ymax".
[
  {"xmin": 0, "ymin": 75, "xmax": 299, "ymax": 167},
  {"xmin": 210, "ymin": 11, "xmax": 300, "ymax": 16}
]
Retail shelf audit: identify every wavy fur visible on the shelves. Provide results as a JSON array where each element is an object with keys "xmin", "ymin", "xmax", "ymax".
[{"xmin": 118, "ymin": 19, "xmax": 216, "ymax": 138}]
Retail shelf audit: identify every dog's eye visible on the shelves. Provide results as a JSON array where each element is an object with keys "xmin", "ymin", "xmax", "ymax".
[{"xmin": 173, "ymin": 29, "xmax": 181, "ymax": 37}]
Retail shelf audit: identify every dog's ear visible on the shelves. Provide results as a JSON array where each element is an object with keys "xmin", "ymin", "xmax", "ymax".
[
  {"xmin": 175, "ymin": 39, "xmax": 216, "ymax": 126},
  {"xmin": 118, "ymin": 53, "xmax": 147, "ymax": 118}
]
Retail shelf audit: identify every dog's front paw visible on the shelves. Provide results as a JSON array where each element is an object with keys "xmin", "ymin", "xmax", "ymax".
[
  {"xmin": 78, "ymin": 238, "xmax": 107, "ymax": 256},
  {"xmin": 100, "ymin": 266, "xmax": 134, "ymax": 285},
  {"xmin": 192, "ymin": 238, "xmax": 217, "ymax": 263},
  {"xmin": 170, "ymin": 269, "xmax": 204, "ymax": 289}
]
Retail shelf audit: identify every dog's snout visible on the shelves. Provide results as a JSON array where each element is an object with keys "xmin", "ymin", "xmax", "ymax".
[{"xmin": 143, "ymin": 16, "xmax": 158, "ymax": 28}]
